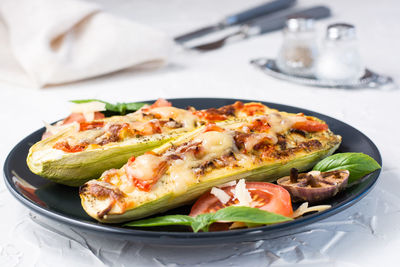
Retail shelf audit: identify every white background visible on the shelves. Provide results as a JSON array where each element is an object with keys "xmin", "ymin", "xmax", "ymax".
[{"xmin": 1, "ymin": 0, "xmax": 400, "ymax": 266}]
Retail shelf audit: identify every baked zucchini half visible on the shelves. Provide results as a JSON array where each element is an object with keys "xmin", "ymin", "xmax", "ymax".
[
  {"xmin": 26, "ymin": 101, "xmax": 281, "ymax": 186},
  {"xmin": 27, "ymin": 104, "xmax": 200, "ymax": 186},
  {"xmin": 80, "ymin": 110, "xmax": 341, "ymax": 223}
]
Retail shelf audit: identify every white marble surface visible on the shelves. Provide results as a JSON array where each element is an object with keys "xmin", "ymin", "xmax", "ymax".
[{"xmin": 1, "ymin": 0, "xmax": 400, "ymax": 266}]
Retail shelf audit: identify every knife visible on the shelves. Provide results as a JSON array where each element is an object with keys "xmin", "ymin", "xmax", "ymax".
[
  {"xmin": 174, "ymin": 0, "xmax": 296, "ymax": 44},
  {"xmin": 190, "ymin": 6, "xmax": 331, "ymax": 51}
]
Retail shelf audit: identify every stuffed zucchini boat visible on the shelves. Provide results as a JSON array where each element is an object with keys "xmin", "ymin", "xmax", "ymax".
[
  {"xmin": 27, "ymin": 100, "xmax": 276, "ymax": 186},
  {"xmin": 80, "ymin": 108, "xmax": 341, "ymax": 223}
]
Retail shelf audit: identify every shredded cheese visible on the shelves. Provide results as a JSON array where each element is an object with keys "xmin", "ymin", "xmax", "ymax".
[
  {"xmin": 43, "ymin": 121, "xmax": 79, "ymax": 136},
  {"xmin": 308, "ymin": 170, "xmax": 321, "ymax": 177},
  {"xmin": 43, "ymin": 121, "xmax": 61, "ymax": 135},
  {"xmin": 217, "ymin": 180, "xmax": 237, "ymax": 188},
  {"xmin": 210, "ymin": 187, "xmax": 231, "ymax": 204},
  {"xmin": 232, "ymin": 179, "xmax": 252, "ymax": 207},
  {"xmin": 292, "ymin": 202, "xmax": 332, "ymax": 218},
  {"xmin": 70, "ymin": 101, "xmax": 106, "ymax": 121},
  {"xmin": 229, "ymin": 221, "xmax": 247, "ymax": 229}
]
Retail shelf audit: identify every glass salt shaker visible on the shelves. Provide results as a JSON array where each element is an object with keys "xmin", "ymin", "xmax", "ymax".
[
  {"xmin": 276, "ymin": 17, "xmax": 318, "ymax": 77},
  {"xmin": 315, "ymin": 23, "xmax": 365, "ymax": 83}
]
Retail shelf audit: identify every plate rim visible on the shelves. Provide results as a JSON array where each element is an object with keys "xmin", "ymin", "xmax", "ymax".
[{"xmin": 3, "ymin": 97, "xmax": 382, "ymax": 244}]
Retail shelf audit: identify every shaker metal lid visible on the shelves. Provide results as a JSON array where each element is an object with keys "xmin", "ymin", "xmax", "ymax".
[
  {"xmin": 286, "ymin": 17, "xmax": 315, "ymax": 32},
  {"xmin": 326, "ymin": 23, "xmax": 356, "ymax": 40}
]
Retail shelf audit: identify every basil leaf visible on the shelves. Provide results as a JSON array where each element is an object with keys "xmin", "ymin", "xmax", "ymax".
[
  {"xmin": 124, "ymin": 215, "xmax": 194, "ymax": 227},
  {"xmin": 125, "ymin": 102, "xmax": 147, "ymax": 111},
  {"xmin": 313, "ymin": 153, "xmax": 381, "ymax": 183},
  {"xmin": 112, "ymin": 102, "xmax": 146, "ymax": 115},
  {"xmin": 124, "ymin": 207, "xmax": 292, "ymax": 232},
  {"xmin": 213, "ymin": 206, "xmax": 292, "ymax": 225},
  {"xmin": 191, "ymin": 213, "xmax": 215, "ymax": 233},
  {"xmin": 70, "ymin": 99, "xmax": 146, "ymax": 115},
  {"xmin": 70, "ymin": 99, "xmax": 108, "ymax": 104}
]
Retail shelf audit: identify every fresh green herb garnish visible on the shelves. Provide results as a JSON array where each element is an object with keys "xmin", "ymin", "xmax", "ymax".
[
  {"xmin": 313, "ymin": 152, "xmax": 381, "ymax": 183},
  {"xmin": 70, "ymin": 99, "xmax": 146, "ymax": 115},
  {"xmin": 124, "ymin": 206, "xmax": 292, "ymax": 232}
]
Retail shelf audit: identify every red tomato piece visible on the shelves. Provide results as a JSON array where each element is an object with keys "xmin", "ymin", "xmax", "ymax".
[
  {"xmin": 189, "ymin": 182, "xmax": 293, "ymax": 217},
  {"xmin": 149, "ymin": 98, "xmax": 172, "ymax": 109},
  {"xmin": 79, "ymin": 121, "xmax": 105, "ymax": 131},
  {"xmin": 125, "ymin": 154, "xmax": 168, "ymax": 192},
  {"xmin": 193, "ymin": 109, "xmax": 228, "ymax": 122},
  {"xmin": 247, "ymin": 117, "xmax": 271, "ymax": 132},
  {"xmin": 292, "ymin": 120, "xmax": 328, "ymax": 132},
  {"xmin": 127, "ymin": 155, "xmax": 136, "ymax": 164},
  {"xmin": 42, "ymin": 112, "xmax": 105, "ymax": 140},
  {"xmin": 62, "ymin": 112, "xmax": 105, "ymax": 125},
  {"xmin": 241, "ymin": 103, "xmax": 267, "ymax": 116},
  {"xmin": 53, "ymin": 141, "xmax": 87, "ymax": 153}
]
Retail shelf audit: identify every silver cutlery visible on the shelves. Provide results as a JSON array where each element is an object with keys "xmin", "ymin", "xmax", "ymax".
[
  {"xmin": 189, "ymin": 6, "xmax": 331, "ymax": 51},
  {"xmin": 175, "ymin": 0, "xmax": 296, "ymax": 44}
]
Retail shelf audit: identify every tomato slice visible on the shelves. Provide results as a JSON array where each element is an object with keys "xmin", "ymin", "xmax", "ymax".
[
  {"xmin": 62, "ymin": 112, "xmax": 105, "ymax": 125},
  {"xmin": 149, "ymin": 98, "xmax": 172, "ymax": 109},
  {"xmin": 189, "ymin": 182, "xmax": 293, "ymax": 217},
  {"xmin": 292, "ymin": 119, "xmax": 328, "ymax": 132},
  {"xmin": 240, "ymin": 103, "xmax": 267, "ymax": 116}
]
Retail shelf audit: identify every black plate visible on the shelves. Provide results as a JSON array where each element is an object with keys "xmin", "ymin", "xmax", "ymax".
[{"xmin": 3, "ymin": 98, "xmax": 382, "ymax": 245}]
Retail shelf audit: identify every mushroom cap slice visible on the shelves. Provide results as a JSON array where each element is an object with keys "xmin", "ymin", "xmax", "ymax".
[{"xmin": 277, "ymin": 169, "xmax": 349, "ymax": 203}]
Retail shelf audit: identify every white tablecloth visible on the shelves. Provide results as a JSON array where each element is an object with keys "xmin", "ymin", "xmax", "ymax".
[{"xmin": 1, "ymin": 0, "xmax": 400, "ymax": 266}]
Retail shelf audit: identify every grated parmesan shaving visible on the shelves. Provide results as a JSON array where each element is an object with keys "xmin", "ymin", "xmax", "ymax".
[
  {"xmin": 232, "ymin": 179, "xmax": 252, "ymax": 207},
  {"xmin": 292, "ymin": 202, "xmax": 331, "ymax": 218},
  {"xmin": 308, "ymin": 170, "xmax": 321, "ymax": 177},
  {"xmin": 43, "ymin": 121, "xmax": 79, "ymax": 135},
  {"xmin": 210, "ymin": 187, "xmax": 231, "ymax": 204},
  {"xmin": 229, "ymin": 221, "xmax": 247, "ymax": 229},
  {"xmin": 217, "ymin": 180, "xmax": 237, "ymax": 188},
  {"xmin": 70, "ymin": 101, "xmax": 106, "ymax": 121},
  {"xmin": 43, "ymin": 121, "xmax": 60, "ymax": 135}
]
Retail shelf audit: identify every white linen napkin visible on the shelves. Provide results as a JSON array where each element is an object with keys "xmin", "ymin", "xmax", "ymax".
[{"xmin": 0, "ymin": 0, "xmax": 173, "ymax": 88}]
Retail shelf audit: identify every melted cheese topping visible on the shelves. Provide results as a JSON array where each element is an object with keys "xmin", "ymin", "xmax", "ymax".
[
  {"xmin": 167, "ymin": 131, "xmax": 235, "ymax": 194},
  {"xmin": 248, "ymin": 113, "xmax": 307, "ymax": 145},
  {"xmin": 150, "ymin": 107, "xmax": 197, "ymax": 129},
  {"xmin": 244, "ymin": 133, "xmax": 277, "ymax": 151},
  {"xmin": 193, "ymin": 131, "xmax": 234, "ymax": 160},
  {"xmin": 125, "ymin": 154, "xmax": 164, "ymax": 181},
  {"xmin": 85, "ymin": 107, "xmax": 336, "ymax": 217},
  {"xmin": 167, "ymin": 159, "xmax": 198, "ymax": 195}
]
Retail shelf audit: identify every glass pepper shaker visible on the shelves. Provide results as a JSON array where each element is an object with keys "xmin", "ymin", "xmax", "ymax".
[
  {"xmin": 276, "ymin": 17, "xmax": 318, "ymax": 77},
  {"xmin": 315, "ymin": 23, "xmax": 365, "ymax": 83}
]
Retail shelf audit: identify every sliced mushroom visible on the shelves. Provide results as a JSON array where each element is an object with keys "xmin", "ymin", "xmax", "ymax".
[{"xmin": 277, "ymin": 168, "xmax": 349, "ymax": 203}]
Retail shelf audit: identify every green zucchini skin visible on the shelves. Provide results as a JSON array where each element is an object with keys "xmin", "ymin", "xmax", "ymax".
[
  {"xmin": 27, "ymin": 127, "xmax": 182, "ymax": 186},
  {"xmin": 81, "ymin": 125, "xmax": 341, "ymax": 223},
  {"xmin": 96, "ymin": 144, "xmax": 339, "ymax": 223}
]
